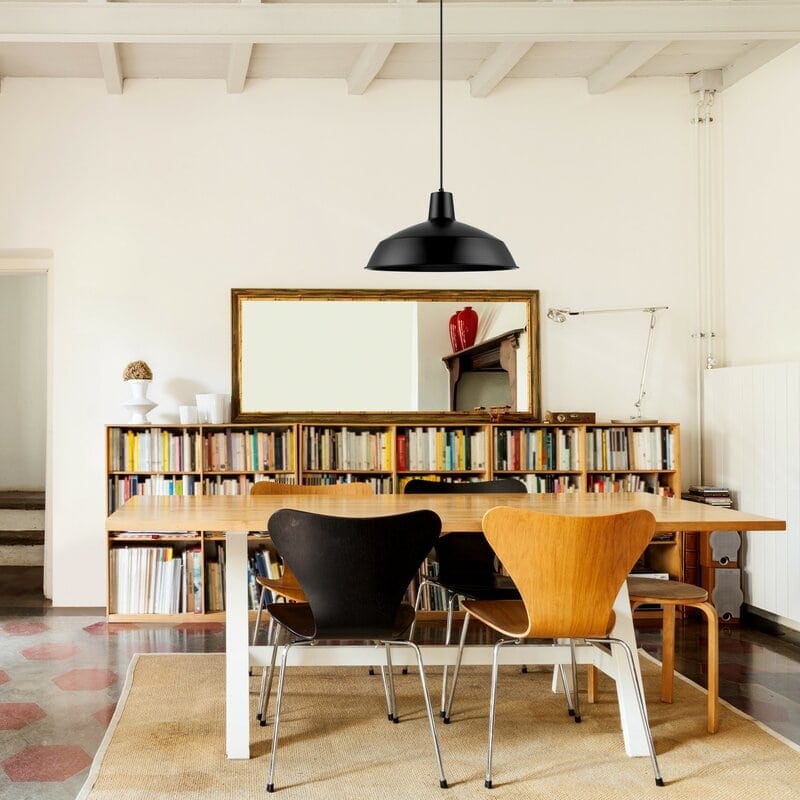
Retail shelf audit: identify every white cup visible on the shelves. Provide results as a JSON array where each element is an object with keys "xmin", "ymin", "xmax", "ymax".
[
  {"xmin": 196, "ymin": 393, "xmax": 231, "ymax": 424},
  {"xmin": 179, "ymin": 405, "xmax": 199, "ymax": 424}
]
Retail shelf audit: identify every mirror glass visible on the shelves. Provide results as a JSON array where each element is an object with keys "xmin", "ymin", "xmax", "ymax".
[{"xmin": 232, "ymin": 290, "xmax": 540, "ymax": 417}]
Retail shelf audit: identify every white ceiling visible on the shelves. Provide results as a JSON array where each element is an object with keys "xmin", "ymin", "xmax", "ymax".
[{"xmin": 0, "ymin": 1, "xmax": 798, "ymax": 95}]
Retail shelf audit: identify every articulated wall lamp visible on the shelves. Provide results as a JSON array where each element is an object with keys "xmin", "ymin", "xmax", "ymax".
[
  {"xmin": 547, "ymin": 305, "xmax": 669, "ymax": 422},
  {"xmin": 365, "ymin": 0, "xmax": 517, "ymax": 272}
]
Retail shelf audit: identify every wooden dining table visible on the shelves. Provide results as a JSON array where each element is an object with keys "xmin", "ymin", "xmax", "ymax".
[{"xmin": 106, "ymin": 492, "xmax": 785, "ymax": 760}]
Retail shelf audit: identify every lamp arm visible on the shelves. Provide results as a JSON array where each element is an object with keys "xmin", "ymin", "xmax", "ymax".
[{"xmin": 633, "ymin": 311, "xmax": 658, "ymax": 419}]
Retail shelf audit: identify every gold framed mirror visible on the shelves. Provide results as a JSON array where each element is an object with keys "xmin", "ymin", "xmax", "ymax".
[{"xmin": 231, "ymin": 289, "xmax": 540, "ymax": 420}]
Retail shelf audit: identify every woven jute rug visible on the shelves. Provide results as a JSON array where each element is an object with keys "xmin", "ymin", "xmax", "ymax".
[{"xmin": 77, "ymin": 652, "xmax": 800, "ymax": 800}]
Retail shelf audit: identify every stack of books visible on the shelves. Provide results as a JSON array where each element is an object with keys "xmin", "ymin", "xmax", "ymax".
[{"xmin": 681, "ymin": 485, "xmax": 733, "ymax": 507}]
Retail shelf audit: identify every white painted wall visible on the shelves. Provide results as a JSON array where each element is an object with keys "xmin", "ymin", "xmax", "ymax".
[
  {"xmin": 721, "ymin": 45, "xmax": 800, "ymax": 368},
  {"xmin": 703, "ymin": 364, "xmax": 800, "ymax": 629},
  {"xmin": 705, "ymin": 45, "xmax": 800, "ymax": 627},
  {"xmin": 0, "ymin": 76, "xmax": 697, "ymax": 606},
  {"xmin": 0, "ymin": 274, "xmax": 47, "ymax": 491}
]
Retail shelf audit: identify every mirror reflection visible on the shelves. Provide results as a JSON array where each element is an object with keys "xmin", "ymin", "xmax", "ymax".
[{"xmin": 232, "ymin": 290, "xmax": 539, "ymax": 417}]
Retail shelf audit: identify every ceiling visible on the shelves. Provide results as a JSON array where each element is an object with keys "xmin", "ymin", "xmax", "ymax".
[{"xmin": 0, "ymin": 1, "xmax": 798, "ymax": 96}]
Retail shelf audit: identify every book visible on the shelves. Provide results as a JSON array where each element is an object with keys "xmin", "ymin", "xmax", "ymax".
[{"xmin": 687, "ymin": 485, "xmax": 730, "ymax": 496}]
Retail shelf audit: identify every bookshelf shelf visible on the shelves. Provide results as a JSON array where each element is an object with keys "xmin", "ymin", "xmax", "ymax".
[{"xmin": 105, "ymin": 418, "xmax": 682, "ymax": 621}]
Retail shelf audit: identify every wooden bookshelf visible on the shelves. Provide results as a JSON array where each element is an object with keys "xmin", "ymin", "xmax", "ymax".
[{"xmin": 105, "ymin": 418, "xmax": 681, "ymax": 621}]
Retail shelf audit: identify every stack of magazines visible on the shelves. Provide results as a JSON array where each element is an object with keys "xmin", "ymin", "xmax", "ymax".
[{"xmin": 681, "ymin": 485, "xmax": 733, "ymax": 507}]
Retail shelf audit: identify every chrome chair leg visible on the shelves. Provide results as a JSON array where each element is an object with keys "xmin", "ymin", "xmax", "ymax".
[
  {"xmin": 443, "ymin": 610, "xmax": 471, "ymax": 723},
  {"xmin": 392, "ymin": 640, "xmax": 448, "ymax": 788},
  {"xmin": 440, "ymin": 592, "xmax": 457, "ymax": 716},
  {"xmin": 587, "ymin": 637, "xmax": 664, "ymax": 787},
  {"xmin": 266, "ymin": 639, "xmax": 294, "ymax": 794},
  {"xmin": 258, "ymin": 618, "xmax": 280, "ymax": 725},
  {"xmin": 403, "ymin": 578, "xmax": 432, "ymax": 674},
  {"xmin": 252, "ymin": 586, "xmax": 267, "ymax": 646},
  {"xmin": 557, "ymin": 662, "xmax": 576, "ymax": 718},
  {"xmin": 384, "ymin": 642, "xmax": 399, "ymax": 722},
  {"xmin": 406, "ymin": 578, "xmax": 432, "ymax": 644},
  {"xmin": 569, "ymin": 640, "xmax": 582, "ymax": 723},
  {"xmin": 486, "ymin": 638, "xmax": 520, "ymax": 790}
]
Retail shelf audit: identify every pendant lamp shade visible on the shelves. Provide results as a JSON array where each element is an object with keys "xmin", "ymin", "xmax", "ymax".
[
  {"xmin": 365, "ymin": 0, "xmax": 517, "ymax": 273},
  {"xmin": 366, "ymin": 191, "xmax": 517, "ymax": 272}
]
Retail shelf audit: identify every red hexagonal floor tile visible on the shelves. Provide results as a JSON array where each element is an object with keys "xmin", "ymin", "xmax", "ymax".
[
  {"xmin": 1, "ymin": 621, "xmax": 48, "ymax": 636},
  {"xmin": 52, "ymin": 668, "xmax": 118, "ymax": 691},
  {"xmin": 0, "ymin": 670, "xmax": 10, "ymax": 685},
  {"xmin": 0, "ymin": 703, "xmax": 47, "ymax": 730},
  {"xmin": 20, "ymin": 642, "xmax": 80, "ymax": 661},
  {"xmin": 83, "ymin": 620, "xmax": 139, "ymax": 636},
  {"xmin": 2, "ymin": 745, "xmax": 91, "ymax": 781},
  {"xmin": 91, "ymin": 703, "xmax": 117, "ymax": 727}
]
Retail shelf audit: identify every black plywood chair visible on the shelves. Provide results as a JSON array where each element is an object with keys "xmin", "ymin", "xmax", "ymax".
[{"xmin": 264, "ymin": 508, "xmax": 448, "ymax": 793}]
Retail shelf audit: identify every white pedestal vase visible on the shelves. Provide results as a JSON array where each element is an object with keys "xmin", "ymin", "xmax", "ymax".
[{"xmin": 123, "ymin": 379, "xmax": 156, "ymax": 423}]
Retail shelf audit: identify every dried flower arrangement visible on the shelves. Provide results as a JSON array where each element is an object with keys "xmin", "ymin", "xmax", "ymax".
[{"xmin": 123, "ymin": 360, "xmax": 153, "ymax": 381}]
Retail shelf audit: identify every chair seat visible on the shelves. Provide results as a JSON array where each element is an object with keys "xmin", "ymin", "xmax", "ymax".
[
  {"xmin": 256, "ymin": 575, "xmax": 307, "ymax": 603},
  {"xmin": 267, "ymin": 601, "xmax": 417, "ymax": 642},
  {"xmin": 434, "ymin": 573, "xmax": 520, "ymax": 602},
  {"xmin": 461, "ymin": 599, "xmax": 529, "ymax": 639},
  {"xmin": 627, "ymin": 577, "xmax": 708, "ymax": 605}
]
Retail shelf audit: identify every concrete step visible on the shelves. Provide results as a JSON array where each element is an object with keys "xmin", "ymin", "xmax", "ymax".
[
  {"xmin": 0, "ymin": 491, "xmax": 45, "ymax": 510},
  {"xmin": 0, "ymin": 565, "xmax": 45, "ymax": 604},
  {"xmin": 0, "ymin": 494, "xmax": 46, "ymax": 570},
  {"xmin": 0, "ymin": 530, "xmax": 45, "ymax": 567},
  {"xmin": 0, "ymin": 509, "xmax": 45, "ymax": 532}
]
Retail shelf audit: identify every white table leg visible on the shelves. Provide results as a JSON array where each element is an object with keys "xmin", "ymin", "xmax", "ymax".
[
  {"xmin": 224, "ymin": 530, "xmax": 250, "ymax": 759},
  {"xmin": 609, "ymin": 581, "xmax": 650, "ymax": 757}
]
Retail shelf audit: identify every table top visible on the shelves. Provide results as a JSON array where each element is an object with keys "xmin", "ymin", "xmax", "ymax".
[{"xmin": 106, "ymin": 493, "xmax": 786, "ymax": 534}]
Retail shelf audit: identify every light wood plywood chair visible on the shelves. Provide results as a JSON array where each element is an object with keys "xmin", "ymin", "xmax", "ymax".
[
  {"xmin": 446, "ymin": 507, "xmax": 664, "ymax": 789},
  {"xmin": 250, "ymin": 480, "xmax": 375, "ymax": 724}
]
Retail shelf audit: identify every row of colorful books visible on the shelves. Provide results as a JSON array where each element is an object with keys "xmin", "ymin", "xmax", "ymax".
[
  {"xmin": 107, "ymin": 474, "xmax": 301, "ymax": 512},
  {"xmin": 493, "ymin": 427, "xmax": 579, "ymax": 472},
  {"xmin": 302, "ymin": 427, "xmax": 391, "ymax": 472},
  {"xmin": 396, "ymin": 427, "xmax": 486, "ymax": 472},
  {"xmin": 109, "ymin": 545, "xmax": 202, "ymax": 614},
  {"xmin": 586, "ymin": 426, "xmax": 675, "ymax": 471},
  {"xmin": 109, "ymin": 427, "xmax": 296, "ymax": 474},
  {"xmin": 588, "ymin": 474, "xmax": 674, "ymax": 495}
]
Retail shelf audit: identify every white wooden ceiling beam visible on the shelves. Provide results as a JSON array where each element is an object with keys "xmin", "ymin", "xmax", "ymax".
[
  {"xmin": 96, "ymin": 41, "xmax": 123, "ymax": 94},
  {"xmin": 3, "ymin": 3, "xmax": 800, "ymax": 45},
  {"xmin": 88, "ymin": 0, "xmax": 122, "ymax": 94},
  {"xmin": 470, "ymin": 42, "xmax": 533, "ymax": 98},
  {"xmin": 347, "ymin": 42, "xmax": 394, "ymax": 95},
  {"xmin": 587, "ymin": 40, "xmax": 670, "ymax": 94},
  {"xmin": 226, "ymin": 0, "xmax": 260, "ymax": 94},
  {"xmin": 722, "ymin": 40, "xmax": 798, "ymax": 88},
  {"xmin": 226, "ymin": 43, "xmax": 253, "ymax": 93}
]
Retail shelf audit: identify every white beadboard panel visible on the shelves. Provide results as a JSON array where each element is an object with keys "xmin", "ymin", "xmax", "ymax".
[{"xmin": 703, "ymin": 363, "xmax": 800, "ymax": 627}]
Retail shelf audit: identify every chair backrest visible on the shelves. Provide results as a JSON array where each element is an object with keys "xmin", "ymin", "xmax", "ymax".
[
  {"xmin": 267, "ymin": 508, "xmax": 441, "ymax": 639},
  {"xmin": 481, "ymin": 508, "xmax": 655, "ymax": 639},
  {"xmin": 250, "ymin": 482, "xmax": 375, "ymax": 586},
  {"xmin": 403, "ymin": 478, "xmax": 527, "ymax": 585},
  {"xmin": 251, "ymin": 481, "xmax": 374, "ymax": 497}
]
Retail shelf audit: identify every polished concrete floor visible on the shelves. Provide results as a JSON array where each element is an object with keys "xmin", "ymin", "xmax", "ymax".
[{"xmin": 1, "ymin": 591, "xmax": 799, "ymax": 800}]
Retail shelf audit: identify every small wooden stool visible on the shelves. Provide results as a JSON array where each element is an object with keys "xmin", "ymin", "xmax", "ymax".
[{"xmin": 627, "ymin": 577, "xmax": 719, "ymax": 733}]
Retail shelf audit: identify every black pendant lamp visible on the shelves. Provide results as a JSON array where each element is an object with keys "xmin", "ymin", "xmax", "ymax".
[{"xmin": 366, "ymin": 0, "xmax": 517, "ymax": 272}]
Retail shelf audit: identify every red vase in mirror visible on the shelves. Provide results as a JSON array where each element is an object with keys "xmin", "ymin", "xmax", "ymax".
[
  {"xmin": 456, "ymin": 306, "xmax": 479, "ymax": 350},
  {"xmin": 449, "ymin": 311, "xmax": 462, "ymax": 352}
]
